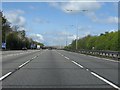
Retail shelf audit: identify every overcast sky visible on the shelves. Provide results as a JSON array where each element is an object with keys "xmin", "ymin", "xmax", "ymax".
[{"xmin": 2, "ymin": 1, "xmax": 118, "ymax": 46}]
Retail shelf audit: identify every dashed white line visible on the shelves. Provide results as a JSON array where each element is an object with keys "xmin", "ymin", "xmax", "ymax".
[
  {"xmin": 86, "ymin": 69, "xmax": 89, "ymax": 71},
  {"xmin": 64, "ymin": 56, "xmax": 70, "ymax": 60},
  {"xmin": 72, "ymin": 61, "xmax": 84, "ymax": 68},
  {"xmin": 91, "ymin": 72, "xmax": 120, "ymax": 89},
  {"xmin": 61, "ymin": 55, "xmax": 64, "ymax": 56},
  {"xmin": 0, "ymin": 72, "xmax": 12, "ymax": 81},
  {"xmin": 56, "ymin": 52, "xmax": 64, "ymax": 57},
  {"xmin": 32, "ymin": 56, "xmax": 37, "ymax": 59},
  {"xmin": 18, "ymin": 64, "xmax": 25, "ymax": 68},
  {"xmin": 18, "ymin": 60, "xmax": 30, "ymax": 68},
  {"xmin": 0, "ymin": 52, "xmax": 43, "ymax": 81},
  {"xmin": 58, "ymin": 51, "xmax": 120, "ymax": 89}
]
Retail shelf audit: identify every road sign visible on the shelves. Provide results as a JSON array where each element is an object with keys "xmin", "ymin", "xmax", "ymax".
[
  {"xmin": 31, "ymin": 44, "xmax": 36, "ymax": 49},
  {"xmin": 37, "ymin": 45, "xmax": 40, "ymax": 49},
  {"xmin": 2, "ymin": 42, "xmax": 6, "ymax": 49}
]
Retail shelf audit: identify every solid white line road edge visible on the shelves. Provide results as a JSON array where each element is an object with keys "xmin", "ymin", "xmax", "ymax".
[
  {"xmin": 0, "ymin": 72, "xmax": 12, "ymax": 81},
  {"xmin": 88, "ymin": 55, "xmax": 119, "ymax": 63},
  {"xmin": 91, "ymin": 72, "xmax": 120, "ymax": 90},
  {"xmin": 66, "ymin": 51, "xmax": 119, "ymax": 63}
]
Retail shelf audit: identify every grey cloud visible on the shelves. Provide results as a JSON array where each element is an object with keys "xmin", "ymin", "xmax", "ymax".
[{"xmin": 5, "ymin": 9, "xmax": 26, "ymax": 27}]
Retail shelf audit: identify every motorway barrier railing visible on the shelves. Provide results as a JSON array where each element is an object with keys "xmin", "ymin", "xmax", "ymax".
[{"xmin": 65, "ymin": 49, "xmax": 120, "ymax": 60}]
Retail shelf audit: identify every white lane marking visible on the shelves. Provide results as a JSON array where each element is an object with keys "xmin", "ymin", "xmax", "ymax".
[
  {"xmin": 32, "ymin": 56, "xmax": 37, "ymax": 59},
  {"xmin": 64, "ymin": 56, "xmax": 69, "ymax": 60},
  {"xmin": 86, "ymin": 69, "xmax": 89, "ymax": 71},
  {"xmin": 72, "ymin": 61, "xmax": 84, "ymax": 68},
  {"xmin": 3, "ymin": 51, "xmax": 37, "ymax": 57},
  {"xmin": 79, "ymin": 53, "xmax": 119, "ymax": 63},
  {"xmin": 103, "ymin": 58, "xmax": 119, "ymax": 63},
  {"xmin": 56, "ymin": 52, "xmax": 64, "ymax": 57},
  {"xmin": 88, "ymin": 55, "xmax": 119, "ymax": 63},
  {"xmin": 91, "ymin": 72, "xmax": 120, "ymax": 89},
  {"xmin": 1, "ymin": 53, "xmax": 41, "ymax": 80},
  {"xmin": 0, "ymin": 72, "xmax": 12, "ymax": 81},
  {"xmin": 18, "ymin": 60, "xmax": 30, "ymax": 68},
  {"xmin": 61, "ymin": 55, "xmax": 64, "ymax": 56},
  {"xmin": 80, "ymin": 53, "xmax": 87, "ymax": 56},
  {"xmin": 67, "ymin": 51, "xmax": 119, "ymax": 63}
]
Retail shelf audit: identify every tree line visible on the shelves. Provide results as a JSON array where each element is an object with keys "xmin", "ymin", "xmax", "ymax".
[
  {"xmin": 65, "ymin": 31, "xmax": 120, "ymax": 51},
  {"xmin": 0, "ymin": 11, "xmax": 44, "ymax": 50}
]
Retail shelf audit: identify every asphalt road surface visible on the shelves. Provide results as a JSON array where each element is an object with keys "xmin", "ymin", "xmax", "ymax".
[{"xmin": 1, "ymin": 50, "xmax": 120, "ymax": 89}]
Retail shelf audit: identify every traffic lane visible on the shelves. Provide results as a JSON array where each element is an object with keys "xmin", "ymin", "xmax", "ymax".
[
  {"xmin": 2, "ymin": 50, "xmax": 22, "ymax": 55},
  {"xmin": 57, "ymin": 50, "xmax": 119, "ymax": 85},
  {"xmin": 57, "ymin": 50, "xmax": 118, "ymax": 70},
  {"xmin": 58, "ymin": 50, "xmax": 118, "ymax": 68},
  {"xmin": 2, "ymin": 50, "xmax": 39, "ymax": 57},
  {"xmin": 2, "ymin": 50, "xmax": 41, "ymax": 64},
  {"xmin": 2, "ymin": 50, "xmax": 43, "ymax": 75},
  {"xmin": 58, "ymin": 50, "xmax": 118, "ymax": 69},
  {"xmin": 2, "ymin": 50, "xmax": 29, "ymax": 55},
  {"xmin": 2, "ymin": 50, "xmax": 112, "ymax": 88}
]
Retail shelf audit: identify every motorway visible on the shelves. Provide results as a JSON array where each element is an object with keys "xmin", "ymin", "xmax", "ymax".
[{"xmin": 1, "ymin": 50, "xmax": 120, "ymax": 89}]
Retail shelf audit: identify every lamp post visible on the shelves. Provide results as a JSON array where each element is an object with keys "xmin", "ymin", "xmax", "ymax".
[
  {"xmin": 64, "ymin": 27, "xmax": 68, "ymax": 47},
  {"xmin": 66, "ymin": 34, "xmax": 68, "ymax": 47},
  {"xmin": 66, "ymin": 9, "xmax": 88, "ymax": 50}
]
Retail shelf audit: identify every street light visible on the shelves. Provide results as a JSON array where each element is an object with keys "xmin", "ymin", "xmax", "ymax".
[
  {"xmin": 66, "ymin": 9, "xmax": 88, "ymax": 50},
  {"xmin": 64, "ymin": 25, "xmax": 74, "ymax": 47}
]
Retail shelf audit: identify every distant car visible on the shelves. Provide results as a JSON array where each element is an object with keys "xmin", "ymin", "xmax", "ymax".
[
  {"xmin": 22, "ymin": 47, "xmax": 27, "ymax": 50},
  {"xmin": 48, "ymin": 48, "xmax": 52, "ymax": 50}
]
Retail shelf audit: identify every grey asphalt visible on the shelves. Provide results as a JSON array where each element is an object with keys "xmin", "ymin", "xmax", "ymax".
[
  {"xmin": 2, "ymin": 50, "xmax": 42, "ymax": 75},
  {"xmin": 2, "ymin": 50, "xmax": 28, "ymax": 55},
  {"xmin": 57, "ymin": 50, "xmax": 119, "ymax": 85},
  {"xmin": 1, "ymin": 50, "xmax": 119, "ymax": 88}
]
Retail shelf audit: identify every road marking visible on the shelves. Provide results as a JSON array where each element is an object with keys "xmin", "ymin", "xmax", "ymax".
[
  {"xmin": 0, "ymin": 72, "xmax": 12, "ymax": 81},
  {"xmin": 72, "ymin": 61, "xmax": 84, "ymax": 68},
  {"xmin": 67, "ymin": 51, "xmax": 119, "ymax": 63},
  {"xmin": 60, "ymin": 50, "xmax": 119, "ymax": 64},
  {"xmin": 89, "ymin": 55, "xmax": 119, "ymax": 63},
  {"xmin": 0, "ymin": 52, "xmax": 42, "ymax": 81},
  {"xmin": 64, "ymin": 56, "xmax": 69, "ymax": 60},
  {"xmin": 79, "ymin": 53, "xmax": 119, "ymax": 63},
  {"xmin": 61, "ymin": 55, "xmax": 64, "ymax": 56},
  {"xmin": 18, "ymin": 60, "xmax": 30, "ymax": 68},
  {"xmin": 32, "ymin": 56, "xmax": 37, "ymax": 59},
  {"xmin": 62, "ymin": 51, "xmax": 120, "ymax": 89},
  {"xmin": 3, "ymin": 51, "xmax": 36, "ymax": 57},
  {"xmin": 79, "ymin": 53, "xmax": 87, "ymax": 56},
  {"xmin": 103, "ymin": 58, "xmax": 119, "ymax": 63},
  {"xmin": 86, "ymin": 69, "xmax": 89, "ymax": 71},
  {"xmin": 56, "ymin": 52, "xmax": 64, "ymax": 57},
  {"xmin": 91, "ymin": 72, "xmax": 120, "ymax": 89}
]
